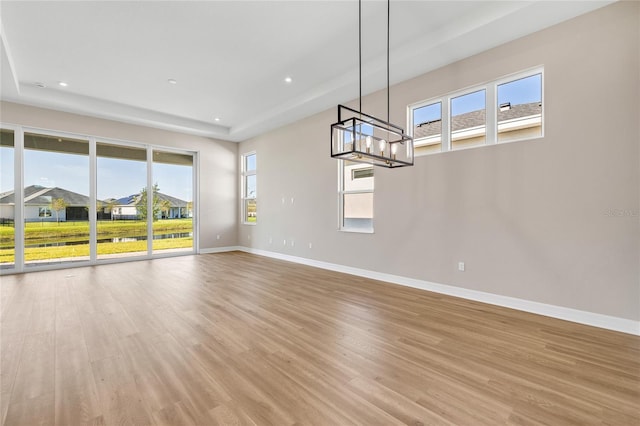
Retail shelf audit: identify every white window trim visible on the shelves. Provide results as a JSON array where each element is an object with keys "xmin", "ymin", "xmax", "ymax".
[
  {"xmin": 241, "ymin": 151, "xmax": 257, "ymax": 226},
  {"xmin": 338, "ymin": 160, "xmax": 374, "ymax": 234},
  {"xmin": 408, "ymin": 66, "xmax": 544, "ymax": 157}
]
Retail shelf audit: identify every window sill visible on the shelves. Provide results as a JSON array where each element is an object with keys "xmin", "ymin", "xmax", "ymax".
[{"xmin": 339, "ymin": 227, "xmax": 374, "ymax": 234}]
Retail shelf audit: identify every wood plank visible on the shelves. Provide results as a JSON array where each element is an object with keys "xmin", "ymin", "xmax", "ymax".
[
  {"xmin": 10, "ymin": 332, "xmax": 55, "ymax": 402},
  {"xmin": 4, "ymin": 392, "xmax": 54, "ymax": 426}
]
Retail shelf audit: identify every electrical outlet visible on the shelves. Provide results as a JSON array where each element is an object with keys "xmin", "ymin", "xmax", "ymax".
[
  {"xmin": 268, "ymin": 237, "xmax": 272, "ymax": 244},
  {"xmin": 308, "ymin": 242, "xmax": 312, "ymax": 249},
  {"xmin": 458, "ymin": 262, "xmax": 465, "ymax": 272},
  {"xmin": 291, "ymin": 240, "xmax": 295, "ymax": 247},
  {"xmin": 216, "ymin": 234, "xmax": 220, "ymax": 240}
]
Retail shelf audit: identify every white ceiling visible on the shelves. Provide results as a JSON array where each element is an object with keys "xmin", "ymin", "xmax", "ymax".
[{"xmin": 0, "ymin": 1, "xmax": 612, "ymax": 142}]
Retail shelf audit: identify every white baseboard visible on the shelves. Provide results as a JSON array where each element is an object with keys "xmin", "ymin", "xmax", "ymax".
[
  {"xmin": 225, "ymin": 246, "xmax": 640, "ymax": 336},
  {"xmin": 199, "ymin": 246, "xmax": 242, "ymax": 254}
]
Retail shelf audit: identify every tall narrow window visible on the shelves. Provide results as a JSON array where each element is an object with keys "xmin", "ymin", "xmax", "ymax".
[
  {"xmin": 0, "ymin": 129, "xmax": 15, "ymax": 270},
  {"xmin": 412, "ymin": 101, "xmax": 442, "ymax": 155},
  {"xmin": 23, "ymin": 132, "xmax": 89, "ymax": 267},
  {"xmin": 497, "ymin": 73, "xmax": 542, "ymax": 142},
  {"xmin": 451, "ymin": 89, "xmax": 486, "ymax": 150},
  {"xmin": 97, "ymin": 142, "xmax": 147, "ymax": 259},
  {"xmin": 340, "ymin": 160, "xmax": 374, "ymax": 232},
  {"xmin": 242, "ymin": 152, "xmax": 257, "ymax": 224},
  {"xmin": 152, "ymin": 150, "xmax": 195, "ymax": 254}
]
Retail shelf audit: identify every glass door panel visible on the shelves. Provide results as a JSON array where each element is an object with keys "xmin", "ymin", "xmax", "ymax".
[
  {"xmin": 97, "ymin": 142, "xmax": 148, "ymax": 259},
  {"xmin": 0, "ymin": 129, "xmax": 15, "ymax": 270},
  {"xmin": 152, "ymin": 150, "xmax": 194, "ymax": 254},
  {"xmin": 23, "ymin": 132, "xmax": 89, "ymax": 267}
]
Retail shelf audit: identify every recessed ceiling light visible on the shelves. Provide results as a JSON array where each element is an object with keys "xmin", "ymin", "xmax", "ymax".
[
  {"xmin": 58, "ymin": 81, "xmax": 68, "ymax": 87},
  {"xmin": 35, "ymin": 82, "xmax": 46, "ymax": 88},
  {"xmin": 168, "ymin": 78, "xmax": 177, "ymax": 85},
  {"xmin": 214, "ymin": 117, "xmax": 221, "ymax": 122},
  {"xmin": 284, "ymin": 76, "xmax": 293, "ymax": 83}
]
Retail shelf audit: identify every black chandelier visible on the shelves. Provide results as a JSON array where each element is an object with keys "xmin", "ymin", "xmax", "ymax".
[{"xmin": 330, "ymin": 0, "xmax": 414, "ymax": 168}]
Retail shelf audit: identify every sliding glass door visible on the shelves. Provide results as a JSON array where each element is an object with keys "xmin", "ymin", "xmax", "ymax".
[{"xmin": 0, "ymin": 126, "xmax": 197, "ymax": 273}]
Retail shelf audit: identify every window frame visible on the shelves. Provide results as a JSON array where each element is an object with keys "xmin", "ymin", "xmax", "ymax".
[
  {"xmin": 241, "ymin": 151, "xmax": 257, "ymax": 225},
  {"xmin": 38, "ymin": 206, "xmax": 52, "ymax": 218},
  {"xmin": 352, "ymin": 167, "xmax": 374, "ymax": 180},
  {"xmin": 408, "ymin": 67, "xmax": 544, "ymax": 157},
  {"xmin": 338, "ymin": 160, "xmax": 374, "ymax": 234}
]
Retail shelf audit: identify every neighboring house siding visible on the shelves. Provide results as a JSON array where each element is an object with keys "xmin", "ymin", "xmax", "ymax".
[
  {"xmin": 112, "ymin": 206, "xmax": 138, "ymax": 220},
  {"xmin": 0, "ymin": 205, "xmax": 14, "ymax": 220}
]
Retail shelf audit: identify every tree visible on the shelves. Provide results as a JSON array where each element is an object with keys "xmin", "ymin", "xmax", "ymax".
[
  {"xmin": 160, "ymin": 199, "xmax": 171, "ymax": 219},
  {"xmin": 137, "ymin": 183, "xmax": 161, "ymax": 221},
  {"xmin": 106, "ymin": 200, "xmax": 117, "ymax": 220},
  {"xmin": 51, "ymin": 198, "xmax": 67, "ymax": 224}
]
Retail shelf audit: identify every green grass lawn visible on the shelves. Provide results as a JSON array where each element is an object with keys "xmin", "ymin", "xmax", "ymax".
[
  {"xmin": 0, "ymin": 219, "xmax": 194, "ymax": 263},
  {"xmin": 0, "ymin": 237, "xmax": 193, "ymax": 263},
  {"xmin": 0, "ymin": 219, "xmax": 192, "ymax": 242}
]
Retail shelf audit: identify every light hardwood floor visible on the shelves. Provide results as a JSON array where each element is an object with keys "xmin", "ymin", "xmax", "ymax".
[{"xmin": 1, "ymin": 252, "xmax": 639, "ymax": 425}]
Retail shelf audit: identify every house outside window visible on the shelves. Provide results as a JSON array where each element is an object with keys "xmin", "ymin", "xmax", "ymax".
[
  {"xmin": 242, "ymin": 152, "xmax": 257, "ymax": 224},
  {"xmin": 412, "ymin": 102, "xmax": 442, "ymax": 155},
  {"xmin": 38, "ymin": 207, "xmax": 51, "ymax": 217},
  {"xmin": 339, "ymin": 161, "xmax": 374, "ymax": 233},
  {"xmin": 409, "ymin": 68, "xmax": 543, "ymax": 156}
]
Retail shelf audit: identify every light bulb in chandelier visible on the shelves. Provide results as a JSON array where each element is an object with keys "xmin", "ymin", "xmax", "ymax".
[
  {"xmin": 379, "ymin": 139, "xmax": 386, "ymax": 156},
  {"xmin": 391, "ymin": 143, "xmax": 398, "ymax": 160},
  {"xmin": 365, "ymin": 136, "xmax": 372, "ymax": 153}
]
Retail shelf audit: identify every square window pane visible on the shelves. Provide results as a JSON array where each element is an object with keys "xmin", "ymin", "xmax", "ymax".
[
  {"xmin": 413, "ymin": 102, "xmax": 442, "ymax": 154},
  {"xmin": 246, "ymin": 174, "xmax": 257, "ymax": 198},
  {"xmin": 451, "ymin": 89, "xmax": 486, "ymax": 150},
  {"xmin": 343, "ymin": 193, "xmax": 373, "ymax": 231},
  {"xmin": 245, "ymin": 199, "xmax": 256, "ymax": 223},
  {"xmin": 497, "ymin": 73, "xmax": 542, "ymax": 142},
  {"xmin": 245, "ymin": 153, "xmax": 256, "ymax": 172}
]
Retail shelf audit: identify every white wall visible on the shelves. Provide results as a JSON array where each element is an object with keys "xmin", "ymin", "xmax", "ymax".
[
  {"xmin": 0, "ymin": 102, "xmax": 237, "ymax": 250},
  {"xmin": 238, "ymin": 2, "xmax": 639, "ymax": 322}
]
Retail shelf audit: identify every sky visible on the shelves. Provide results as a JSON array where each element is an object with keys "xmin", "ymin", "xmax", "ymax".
[
  {"xmin": 414, "ymin": 73, "xmax": 541, "ymax": 125},
  {"xmin": 0, "ymin": 149, "xmax": 193, "ymax": 202}
]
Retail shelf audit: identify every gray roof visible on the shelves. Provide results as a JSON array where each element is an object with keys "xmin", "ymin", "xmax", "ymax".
[
  {"xmin": 114, "ymin": 191, "xmax": 188, "ymax": 208},
  {"xmin": 414, "ymin": 102, "xmax": 541, "ymax": 139},
  {"xmin": 0, "ymin": 186, "xmax": 188, "ymax": 207},
  {"xmin": 0, "ymin": 185, "xmax": 96, "ymax": 206}
]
